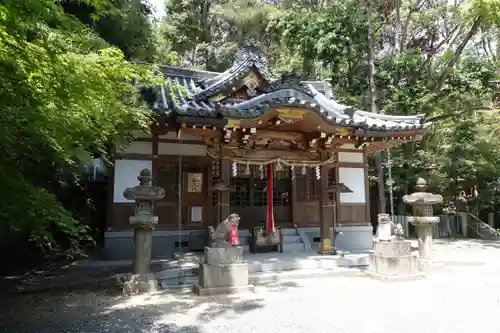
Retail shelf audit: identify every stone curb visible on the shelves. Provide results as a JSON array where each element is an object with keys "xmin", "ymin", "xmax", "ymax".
[{"xmin": 3, "ymin": 276, "xmax": 118, "ymax": 297}]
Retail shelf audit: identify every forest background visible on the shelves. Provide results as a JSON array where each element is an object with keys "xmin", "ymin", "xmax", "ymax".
[{"xmin": 0, "ymin": 0, "xmax": 499, "ymax": 257}]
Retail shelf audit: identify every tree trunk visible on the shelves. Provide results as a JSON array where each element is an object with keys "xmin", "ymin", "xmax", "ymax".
[{"xmin": 366, "ymin": 0, "xmax": 386, "ymax": 214}]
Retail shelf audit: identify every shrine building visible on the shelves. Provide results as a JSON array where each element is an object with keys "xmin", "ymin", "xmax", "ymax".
[{"xmin": 104, "ymin": 40, "xmax": 425, "ymax": 259}]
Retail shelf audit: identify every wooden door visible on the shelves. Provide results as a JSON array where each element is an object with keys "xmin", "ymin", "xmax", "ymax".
[
  {"xmin": 183, "ymin": 168, "xmax": 206, "ymax": 228},
  {"xmin": 155, "ymin": 163, "xmax": 180, "ymax": 228}
]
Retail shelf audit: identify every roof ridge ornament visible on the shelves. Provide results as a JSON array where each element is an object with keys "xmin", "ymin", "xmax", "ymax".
[
  {"xmin": 264, "ymin": 73, "xmax": 314, "ymax": 97},
  {"xmin": 234, "ymin": 39, "xmax": 268, "ymax": 69}
]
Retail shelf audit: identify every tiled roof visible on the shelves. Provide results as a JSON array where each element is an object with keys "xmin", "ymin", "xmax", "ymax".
[{"xmin": 150, "ymin": 40, "xmax": 425, "ymax": 133}]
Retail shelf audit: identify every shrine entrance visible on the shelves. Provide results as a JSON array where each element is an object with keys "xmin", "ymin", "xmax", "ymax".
[{"xmin": 155, "ymin": 156, "xmax": 211, "ymax": 230}]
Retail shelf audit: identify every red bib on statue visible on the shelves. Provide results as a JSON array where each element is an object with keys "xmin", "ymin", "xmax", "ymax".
[{"xmin": 228, "ymin": 224, "xmax": 240, "ymax": 246}]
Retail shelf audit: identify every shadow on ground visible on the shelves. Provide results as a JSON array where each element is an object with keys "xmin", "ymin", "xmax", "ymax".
[{"xmin": 0, "ymin": 280, "xmax": 302, "ymax": 333}]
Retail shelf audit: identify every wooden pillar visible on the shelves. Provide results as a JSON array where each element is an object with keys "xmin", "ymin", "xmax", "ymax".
[
  {"xmin": 220, "ymin": 159, "xmax": 231, "ymax": 219},
  {"xmin": 105, "ymin": 148, "xmax": 116, "ymax": 232},
  {"xmin": 291, "ymin": 173, "xmax": 298, "ymax": 226},
  {"xmin": 319, "ymin": 164, "xmax": 331, "ymax": 254},
  {"xmin": 363, "ymin": 146, "xmax": 371, "ymax": 223}
]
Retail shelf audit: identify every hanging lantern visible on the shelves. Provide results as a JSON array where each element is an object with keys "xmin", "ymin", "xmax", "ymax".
[
  {"xmin": 291, "ymin": 166, "xmax": 295, "ymax": 180},
  {"xmin": 259, "ymin": 164, "xmax": 264, "ymax": 179},
  {"xmin": 275, "ymin": 161, "xmax": 283, "ymax": 172},
  {"xmin": 315, "ymin": 166, "xmax": 321, "ymax": 180},
  {"xmin": 301, "ymin": 164, "xmax": 307, "ymax": 176},
  {"xmin": 244, "ymin": 162, "xmax": 251, "ymax": 176},
  {"xmin": 232, "ymin": 162, "xmax": 238, "ymax": 177}
]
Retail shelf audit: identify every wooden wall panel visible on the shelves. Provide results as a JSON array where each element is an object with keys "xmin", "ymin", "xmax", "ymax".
[
  {"xmin": 110, "ymin": 203, "xmax": 135, "ymax": 231},
  {"xmin": 338, "ymin": 203, "xmax": 368, "ymax": 225},
  {"xmin": 295, "ymin": 202, "xmax": 320, "ymax": 226},
  {"xmin": 230, "ymin": 206, "xmax": 292, "ymax": 229}
]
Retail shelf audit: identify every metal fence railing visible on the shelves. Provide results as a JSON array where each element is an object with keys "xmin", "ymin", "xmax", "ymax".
[{"xmin": 391, "ymin": 214, "xmax": 467, "ymax": 239}]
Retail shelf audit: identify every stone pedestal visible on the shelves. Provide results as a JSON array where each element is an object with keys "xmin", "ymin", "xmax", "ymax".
[
  {"xmin": 194, "ymin": 246, "xmax": 254, "ymax": 295},
  {"xmin": 408, "ymin": 217, "xmax": 445, "ymax": 271},
  {"xmin": 402, "ymin": 177, "xmax": 443, "ymax": 273},
  {"xmin": 121, "ymin": 168, "xmax": 165, "ymax": 295},
  {"xmin": 377, "ymin": 213, "xmax": 392, "ymax": 241},
  {"xmin": 366, "ymin": 240, "xmax": 424, "ymax": 281},
  {"xmin": 413, "ymin": 222, "xmax": 434, "ymax": 260},
  {"xmin": 130, "ymin": 216, "xmax": 158, "ymax": 274},
  {"xmin": 121, "ymin": 273, "xmax": 159, "ymax": 296}
]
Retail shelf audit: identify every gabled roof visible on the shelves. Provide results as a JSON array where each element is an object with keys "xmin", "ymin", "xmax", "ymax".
[{"xmin": 150, "ymin": 41, "xmax": 425, "ymax": 133}]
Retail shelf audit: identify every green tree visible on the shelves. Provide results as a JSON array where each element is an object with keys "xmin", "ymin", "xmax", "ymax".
[{"xmin": 0, "ymin": 0, "xmax": 155, "ymax": 255}]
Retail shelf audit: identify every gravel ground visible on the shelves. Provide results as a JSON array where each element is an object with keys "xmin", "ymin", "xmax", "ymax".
[{"xmin": 1, "ymin": 239, "xmax": 500, "ymax": 333}]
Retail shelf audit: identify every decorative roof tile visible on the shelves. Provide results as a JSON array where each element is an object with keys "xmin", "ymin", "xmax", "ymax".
[{"xmin": 151, "ymin": 40, "xmax": 425, "ymax": 133}]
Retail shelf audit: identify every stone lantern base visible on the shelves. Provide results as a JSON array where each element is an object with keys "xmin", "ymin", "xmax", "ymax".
[{"xmin": 366, "ymin": 240, "xmax": 425, "ymax": 281}]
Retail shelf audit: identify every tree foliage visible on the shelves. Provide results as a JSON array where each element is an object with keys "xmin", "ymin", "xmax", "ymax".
[
  {"xmin": 0, "ymin": 0, "xmax": 155, "ymax": 255},
  {"xmin": 3, "ymin": 0, "xmax": 500, "ymax": 255},
  {"xmin": 160, "ymin": 0, "xmax": 500, "ymax": 217}
]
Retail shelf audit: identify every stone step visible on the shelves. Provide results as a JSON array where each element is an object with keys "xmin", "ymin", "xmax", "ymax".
[
  {"xmin": 281, "ymin": 228, "xmax": 299, "ymax": 236},
  {"xmin": 159, "ymin": 275, "xmax": 198, "ymax": 290},
  {"xmin": 155, "ymin": 262, "xmax": 200, "ymax": 280},
  {"xmin": 283, "ymin": 242, "xmax": 305, "ymax": 252},
  {"xmin": 156, "ymin": 253, "xmax": 370, "ymax": 290},
  {"xmin": 246, "ymin": 254, "xmax": 368, "ymax": 274},
  {"xmin": 283, "ymin": 235, "xmax": 302, "ymax": 243}
]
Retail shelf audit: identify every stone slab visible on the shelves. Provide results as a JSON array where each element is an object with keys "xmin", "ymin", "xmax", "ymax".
[
  {"xmin": 193, "ymin": 282, "xmax": 255, "ymax": 296},
  {"xmin": 364, "ymin": 271, "xmax": 425, "ymax": 282},
  {"xmin": 377, "ymin": 221, "xmax": 392, "ymax": 241},
  {"xmin": 368, "ymin": 254, "xmax": 419, "ymax": 276},
  {"xmin": 121, "ymin": 273, "xmax": 159, "ymax": 295},
  {"xmin": 199, "ymin": 263, "xmax": 249, "ymax": 289},
  {"xmin": 373, "ymin": 240, "xmax": 411, "ymax": 256},
  {"xmin": 205, "ymin": 246, "xmax": 243, "ymax": 266}
]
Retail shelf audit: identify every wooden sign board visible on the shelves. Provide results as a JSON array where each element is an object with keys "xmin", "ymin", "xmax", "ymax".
[
  {"xmin": 187, "ymin": 173, "xmax": 203, "ymax": 193},
  {"xmin": 189, "ymin": 206, "xmax": 203, "ymax": 224},
  {"xmin": 335, "ymin": 128, "xmax": 350, "ymax": 136},
  {"xmin": 227, "ymin": 118, "xmax": 241, "ymax": 129},
  {"xmin": 277, "ymin": 108, "xmax": 305, "ymax": 119}
]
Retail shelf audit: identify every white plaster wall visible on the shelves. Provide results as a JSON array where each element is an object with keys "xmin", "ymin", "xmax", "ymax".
[
  {"xmin": 113, "ymin": 159, "xmax": 152, "ymax": 203},
  {"xmin": 158, "ymin": 143, "xmax": 206, "ymax": 156},
  {"xmin": 120, "ymin": 142, "xmax": 206, "ymax": 156},
  {"xmin": 338, "ymin": 151, "xmax": 363, "ymax": 163},
  {"xmin": 338, "ymin": 167, "xmax": 366, "ymax": 203},
  {"xmin": 130, "ymin": 130, "xmax": 203, "ymax": 141},
  {"xmin": 120, "ymin": 142, "xmax": 152, "ymax": 155}
]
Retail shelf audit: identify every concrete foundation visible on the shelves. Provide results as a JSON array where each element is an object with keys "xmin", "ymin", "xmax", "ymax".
[
  {"xmin": 366, "ymin": 240, "xmax": 424, "ymax": 281},
  {"xmin": 205, "ymin": 246, "xmax": 243, "ymax": 265},
  {"xmin": 194, "ymin": 246, "xmax": 253, "ymax": 295},
  {"xmin": 103, "ymin": 226, "xmax": 374, "ymax": 260}
]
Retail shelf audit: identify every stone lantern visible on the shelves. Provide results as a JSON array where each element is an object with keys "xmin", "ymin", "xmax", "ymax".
[
  {"xmin": 123, "ymin": 168, "xmax": 165, "ymax": 275},
  {"xmin": 403, "ymin": 177, "xmax": 443, "ymax": 263}
]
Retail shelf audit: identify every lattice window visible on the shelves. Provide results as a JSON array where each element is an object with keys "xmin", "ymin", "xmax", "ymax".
[
  {"xmin": 328, "ymin": 168, "xmax": 336, "ymax": 201},
  {"xmin": 211, "ymin": 160, "xmax": 220, "ymax": 206},
  {"xmin": 296, "ymin": 168, "xmax": 319, "ymax": 201},
  {"xmin": 157, "ymin": 164, "xmax": 179, "ymax": 202},
  {"xmin": 253, "ymin": 180, "xmax": 267, "ymax": 206},
  {"xmin": 230, "ymin": 163, "xmax": 253, "ymax": 178},
  {"xmin": 249, "ymin": 164, "xmax": 290, "ymax": 180},
  {"xmin": 253, "ymin": 168, "xmax": 291, "ymax": 207},
  {"xmin": 230, "ymin": 178, "xmax": 250, "ymax": 206}
]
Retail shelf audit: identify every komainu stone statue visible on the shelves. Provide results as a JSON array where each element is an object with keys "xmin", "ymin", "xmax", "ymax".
[
  {"xmin": 208, "ymin": 213, "xmax": 241, "ymax": 247},
  {"xmin": 377, "ymin": 213, "xmax": 405, "ymax": 241},
  {"xmin": 392, "ymin": 220, "xmax": 405, "ymax": 239}
]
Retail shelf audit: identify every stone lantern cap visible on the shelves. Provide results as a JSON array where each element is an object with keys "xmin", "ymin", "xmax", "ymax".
[
  {"xmin": 403, "ymin": 177, "xmax": 442, "ymax": 226},
  {"xmin": 123, "ymin": 169, "xmax": 166, "ymax": 201},
  {"xmin": 402, "ymin": 177, "xmax": 443, "ymax": 205}
]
